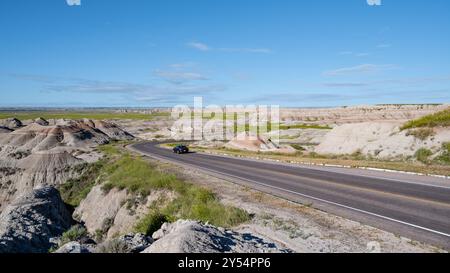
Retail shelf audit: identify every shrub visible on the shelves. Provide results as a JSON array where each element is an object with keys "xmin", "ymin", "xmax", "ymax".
[
  {"xmin": 405, "ymin": 128, "xmax": 435, "ymax": 140},
  {"xmin": 435, "ymin": 142, "xmax": 450, "ymax": 165},
  {"xmin": 290, "ymin": 144, "xmax": 305, "ymax": 151},
  {"xmin": 96, "ymin": 239, "xmax": 130, "ymax": 253},
  {"xmin": 60, "ymin": 225, "xmax": 88, "ymax": 246},
  {"xmin": 134, "ymin": 211, "xmax": 168, "ymax": 236},
  {"xmin": 414, "ymin": 148, "xmax": 433, "ymax": 164}
]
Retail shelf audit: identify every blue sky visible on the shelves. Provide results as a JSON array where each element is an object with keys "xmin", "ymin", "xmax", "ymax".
[{"xmin": 0, "ymin": 0, "xmax": 449, "ymax": 107}]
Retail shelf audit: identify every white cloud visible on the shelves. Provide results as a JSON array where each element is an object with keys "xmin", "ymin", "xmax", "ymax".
[
  {"xmin": 154, "ymin": 70, "xmax": 209, "ymax": 84},
  {"xmin": 9, "ymin": 73, "xmax": 225, "ymax": 104},
  {"xmin": 324, "ymin": 64, "xmax": 397, "ymax": 76},
  {"xmin": 339, "ymin": 51, "xmax": 370, "ymax": 57},
  {"xmin": 187, "ymin": 42, "xmax": 271, "ymax": 54},
  {"xmin": 66, "ymin": 0, "xmax": 81, "ymax": 6},
  {"xmin": 187, "ymin": 42, "xmax": 210, "ymax": 51},
  {"xmin": 367, "ymin": 0, "xmax": 381, "ymax": 6}
]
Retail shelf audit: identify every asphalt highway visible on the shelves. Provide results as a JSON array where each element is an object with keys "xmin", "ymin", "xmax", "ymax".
[{"xmin": 131, "ymin": 142, "xmax": 450, "ymax": 250}]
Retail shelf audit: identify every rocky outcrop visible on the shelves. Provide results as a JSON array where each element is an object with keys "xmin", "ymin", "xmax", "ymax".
[
  {"xmin": 96, "ymin": 233, "xmax": 153, "ymax": 253},
  {"xmin": 0, "ymin": 186, "xmax": 72, "ymax": 253},
  {"xmin": 142, "ymin": 220, "xmax": 291, "ymax": 253},
  {"xmin": 55, "ymin": 241, "xmax": 94, "ymax": 253},
  {"xmin": 280, "ymin": 104, "xmax": 449, "ymax": 125},
  {"xmin": 34, "ymin": 117, "xmax": 49, "ymax": 126},
  {"xmin": 74, "ymin": 185, "xmax": 175, "ymax": 239},
  {"xmin": 74, "ymin": 185, "xmax": 128, "ymax": 236},
  {"xmin": 0, "ymin": 118, "xmax": 22, "ymax": 130},
  {"xmin": 225, "ymin": 132, "xmax": 296, "ymax": 154},
  {"xmin": 315, "ymin": 122, "xmax": 450, "ymax": 159},
  {"xmin": 0, "ymin": 118, "xmax": 134, "ymax": 211},
  {"xmin": 0, "ymin": 127, "xmax": 13, "ymax": 134}
]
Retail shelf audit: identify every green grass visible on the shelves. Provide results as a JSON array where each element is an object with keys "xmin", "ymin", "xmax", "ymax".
[
  {"xmin": 59, "ymin": 225, "xmax": 88, "ymax": 246},
  {"xmin": 59, "ymin": 160, "xmax": 106, "ymax": 207},
  {"xmin": 101, "ymin": 154, "xmax": 181, "ymax": 196},
  {"xmin": 435, "ymin": 142, "xmax": 450, "ymax": 165},
  {"xmin": 93, "ymin": 144, "xmax": 250, "ymax": 234},
  {"xmin": 401, "ymin": 108, "xmax": 450, "ymax": 129},
  {"xmin": 134, "ymin": 211, "xmax": 168, "ymax": 235},
  {"xmin": 0, "ymin": 111, "xmax": 170, "ymax": 121},
  {"xmin": 414, "ymin": 148, "xmax": 433, "ymax": 164},
  {"xmin": 162, "ymin": 186, "xmax": 250, "ymax": 228}
]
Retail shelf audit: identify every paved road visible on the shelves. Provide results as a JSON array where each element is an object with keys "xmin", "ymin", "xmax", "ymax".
[{"xmin": 131, "ymin": 142, "xmax": 450, "ymax": 250}]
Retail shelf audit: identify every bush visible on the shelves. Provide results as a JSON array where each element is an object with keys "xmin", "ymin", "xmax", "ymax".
[
  {"xmin": 96, "ymin": 240, "xmax": 130, "ymax": 253},
  {"xmin": 290, "ymin": 144, "xmax": 305, "ymax": 151},
  {"xmin": 405, "ymin": 128, "xmax": 435, "ymax": 140},
  {"xmin": 414, "ymin": 148, "xmax": 433, "ymax": 164},
  {"xmin": 134, "ymin": 211, "xmax": 168, "ymax": 236},
  {"xmin": 60, "ymin": 225, "xmax": 88, "ymax": 246},
  {"xmin": 435, "ymin": 142, "xmax": 450, "ymax": 165}
]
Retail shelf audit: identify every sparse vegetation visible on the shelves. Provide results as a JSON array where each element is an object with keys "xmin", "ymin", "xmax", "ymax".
[
  {"xmin": 196, "ymin": 147, "xmax": 450, "ymax": 176},
  {"xmin": 414, "ymin": 148, "xmax": 433, "ymax": 164},
  {"xmin": 134, "ymin": 211, "xmax": 168, "ymax": 235},
  {"xmin": 401, "ymin": 108, "xmax": 450, "ymax": 129},
  {"xmin": 96, "ymin": 239, "xmax": 130, "ymax": 253},
  {"xmin": 8, "ymin": 150, "xmax": 31, "ymax": 160},
  {"xmin": 290, "ymin": 144, "xmax": 306, "ymax": 151},
  {"xmin": 92, "ymin": 143, "xmax": 251, "ymax": 235},
  {"xmin": 59, "ymin": 225, "xmax": 88, "ymax": 246},
  {"xmin": 59, "ymin": 160, "xmax": 106, "ymax": 207},
  {"xmin": 435, "ymin": 142, "xmax": 450, "ymax": 165},
  {"xmin": 406, "ymin": 128, "xmax": 435, "ymax": 140}
]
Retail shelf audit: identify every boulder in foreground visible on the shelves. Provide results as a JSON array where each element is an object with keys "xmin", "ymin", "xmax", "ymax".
[
  {"xmin": 0, "ymin": 186, "xmax": 72, "ymax": 253},
  {"xmin": 142, "ymin": 220, "xmax": 291, "ymax": 253}
]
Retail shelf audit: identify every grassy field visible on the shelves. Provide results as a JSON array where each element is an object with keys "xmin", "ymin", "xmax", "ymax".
[
  {"xmin": 0, "ymin": 111, "xmax": 170, "ymax": 121},
  {"xmin": 401, "ymin": 108, "xmax": 450, "ymax": 129},
  {"xmin": 61, "ymin": 142, "xmax": 250, "ymax": 236}
]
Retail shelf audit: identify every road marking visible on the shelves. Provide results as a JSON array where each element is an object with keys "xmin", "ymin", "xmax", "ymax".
[
  {"xmin": 197, "ymin": 166, "xmax": 450, "ymax": 238},
  {"xmin": 135, "ymin": 145, "xmax": 450, "ymax": 239},
  {"xmin": 198, "ymin": 151, "xmax": 450, "ymax": 190}
]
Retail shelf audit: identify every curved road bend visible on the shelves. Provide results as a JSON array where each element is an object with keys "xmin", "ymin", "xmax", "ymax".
[{"xmin": 131, "ymin": 142, "xmax": 450, "ymax": 250}]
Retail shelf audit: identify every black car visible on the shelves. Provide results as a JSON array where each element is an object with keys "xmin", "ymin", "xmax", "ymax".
[{"xmin": 173, "ymin": 145, "xmax": 189, "ymax": 154}]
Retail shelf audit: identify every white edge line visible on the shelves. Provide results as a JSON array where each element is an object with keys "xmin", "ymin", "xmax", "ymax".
[
  {"xmin": 199, "ymin": 151, "xmax": 450, "ymax": 190},
  {"xmin": 131, "ymin": 144, "xmax": 450, "ymax": 239}
]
